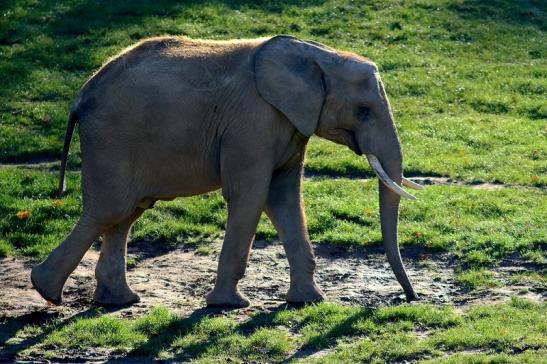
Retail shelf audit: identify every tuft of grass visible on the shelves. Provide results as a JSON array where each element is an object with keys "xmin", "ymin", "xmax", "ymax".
[
  {"xmin": 456, "ymin": 269, "xmax": 500, "ymax": 290},
  {"xmin": 174, "ymin": 325, "xmax": 294, "ymax": 363},
  {"xmin": 133, "ymin": 306, "xmax": 178, "ymax": 337},
  {"xmin": 509, "ymin": 271, "xmax": 546, "ymax": 287},
  {"xmin": 194, "ymin": 245, "xmax": 215, "ymax": 256},
  {"xmin": 374, "ymin": 304, "xmax": 461, "ymax": 328},
  {"xmin": 126, "ymin": 256, "xmax": 138, "ymax": 269},
  {"xmin": 428, "ymin": 298, "xmax": 547, "ymax": 353},
  {"xmin": 422, "ymin": 350, "xmax": 547, "ymax": 364},
  {"xmin": 43, "ymin": 314, "xmax": 146, "ymax": 352}
]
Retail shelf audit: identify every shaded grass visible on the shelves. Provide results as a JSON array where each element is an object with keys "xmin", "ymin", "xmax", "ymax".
[
  {"xmin": 6, "ymin": 299, "xmax": 545, "ymax": 362},
  {"xmin": 427, "ymin": 299, "xmax": 546, "ymax": 353},
  {"xmin": 305, "ymin": 298, "xmax": 546, "ymax": 363}
]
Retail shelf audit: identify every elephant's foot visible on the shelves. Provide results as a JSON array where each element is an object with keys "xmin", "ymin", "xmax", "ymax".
[
  {"xmin": 405, "ymin": 290, "xmax": 420, "ymax": 302},
  {"xmin": 206, "ymin": 287, "xmax": 250, "ymax": 308},
  {"xmin": 31, "ymin": 263, "xmax": 64, "ymax": 305},
  {"xmin": 93, "ymin": 282, "xmax": 140, "ymax": 306},
  {"xmin": 286, "ymin": 282, "xmax": 325, "ymax": 305}
]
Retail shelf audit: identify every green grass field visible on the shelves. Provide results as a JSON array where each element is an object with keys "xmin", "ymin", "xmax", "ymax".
[
  {"xmin": 5, "ymin": 299, "xmax": 545, "ymax": 363},
  {"xmin": 1, "ymin": 0, "xmax": 546, "ymax": 362}
]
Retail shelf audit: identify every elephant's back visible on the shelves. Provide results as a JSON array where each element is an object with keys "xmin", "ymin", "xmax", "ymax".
[{"xmin": 71, "ymin": 36, "xmax": 265, "ymax": 125}]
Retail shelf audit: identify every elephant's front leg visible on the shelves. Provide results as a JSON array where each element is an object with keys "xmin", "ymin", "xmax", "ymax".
[
  {"xmin": 265, "ymin": 165, "xmax": 325, "ymax": 304},
  {"xmin": 206, "ymin": 173, "xmax": 271, "ymax": 308}
]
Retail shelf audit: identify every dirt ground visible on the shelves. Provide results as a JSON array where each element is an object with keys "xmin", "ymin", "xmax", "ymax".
[{"xmin": 1, "ymin": 239, "xmax": 544, "ymax": 321}]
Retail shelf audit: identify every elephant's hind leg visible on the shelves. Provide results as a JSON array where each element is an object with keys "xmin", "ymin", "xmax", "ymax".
[
  {"xmin": 31, "ymin": 216, "xmax": 103, "ymax": 304},
  {"xmin": 93, "ymin": 209, "xmax": 143, "ymax": 306}
]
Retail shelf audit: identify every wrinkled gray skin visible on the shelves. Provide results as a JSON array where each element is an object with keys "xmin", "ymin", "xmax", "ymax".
[{"xmin": 31, "ymin": 35, "xmax": 418, "ymax": 307}]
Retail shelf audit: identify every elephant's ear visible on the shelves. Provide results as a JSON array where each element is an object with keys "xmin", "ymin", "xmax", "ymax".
[{"xmin": 254, "ymin": 36, "xmax": 326, "ymax": 137}]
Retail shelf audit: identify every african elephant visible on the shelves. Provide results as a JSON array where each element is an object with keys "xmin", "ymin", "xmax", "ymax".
[{"xmin": 31, "ymin": 35, "xmax": 422, "ymax": 307}]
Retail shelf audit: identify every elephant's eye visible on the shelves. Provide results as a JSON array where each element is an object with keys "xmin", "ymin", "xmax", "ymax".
[{"xmin": 357, "ymin": 106, "xmax": 370, "ymax": 121}]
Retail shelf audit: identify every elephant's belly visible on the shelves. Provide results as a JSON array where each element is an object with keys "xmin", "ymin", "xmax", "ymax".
[{"xmin": 141, "ymin": 159, "xmax": 222, "ymax": 200}]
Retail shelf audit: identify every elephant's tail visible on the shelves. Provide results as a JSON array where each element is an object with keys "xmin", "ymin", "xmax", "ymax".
[{"xmin": 58, "ymin": 111, "xmax": 78, "ymax": 197}]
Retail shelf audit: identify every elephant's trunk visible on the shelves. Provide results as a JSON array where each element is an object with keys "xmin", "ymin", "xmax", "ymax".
[
  {"xmin": 366, "ymin": 146, "xmax": 419, "ymax": 301},
  {"xmin": 379, "ymin": 179, "xmax": 419, "ymax": 301}
]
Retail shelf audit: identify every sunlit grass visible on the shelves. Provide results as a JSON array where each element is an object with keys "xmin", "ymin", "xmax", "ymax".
[{"xmin": 1, "ymin": 168, "xmax": 545, "ymax": 272}]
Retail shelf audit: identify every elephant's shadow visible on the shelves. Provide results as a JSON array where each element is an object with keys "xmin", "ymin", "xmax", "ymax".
[
  {"xmin": 1, "ymin": 283, "xmax": 383, "ymax": 363},
  {"xmin": 0, "ymin": 302, "xmax": 307, "ymax": 362},
  {"xmin": 115, "ymin": 302, "xmax": 376, "ymax": 362},
  {"xmin": 0, "ymin": 308, "xmax": 100, "ymax": 362}
]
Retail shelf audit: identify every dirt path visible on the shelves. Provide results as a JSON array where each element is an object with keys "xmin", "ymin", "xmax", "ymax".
[{"xmin": 1, "ymin": 240, "xmax": 543, "ymax": 321}]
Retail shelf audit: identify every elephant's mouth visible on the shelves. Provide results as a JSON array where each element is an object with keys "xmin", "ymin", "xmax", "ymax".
[
  {"xmin": 316, "ymin": 128, "xmax": 363, "ymax": 155},
  {"xmin": 348, "ymin": 130, "xmax": 363, "ymax": 156},
  {"xmin": 334, "ymin": 128, "xmax": 362, "ymax": 155}
]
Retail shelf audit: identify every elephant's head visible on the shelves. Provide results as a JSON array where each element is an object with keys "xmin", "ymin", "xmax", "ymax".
[{"xmin": 255, "ymin": 35, "xmax": 422, "ymax": 301}]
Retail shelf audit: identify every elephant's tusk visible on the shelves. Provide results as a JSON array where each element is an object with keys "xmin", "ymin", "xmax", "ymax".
[
  {"xmin": 402, "ymin": 177, "xmax": 424, "ymax": 190},
  {"xmin": 366, "ymin": 155, "xmax": 416, "ymax": 200}
]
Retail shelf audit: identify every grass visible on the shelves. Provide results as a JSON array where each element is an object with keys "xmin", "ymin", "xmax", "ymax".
[
  {"xmin": 455, "ymin": 269, "xmax": 500, "ymax": 290},
  {"xmin": 1, "ymin": 167, "xmax": 545, "ymax": 274},
  {"xmin": 1, "ymin": 0, "xmax": 546, "ymax": 362},
  {"xmin": 3, "ymin": 298, "xmax": 545, "ymax": 362}
]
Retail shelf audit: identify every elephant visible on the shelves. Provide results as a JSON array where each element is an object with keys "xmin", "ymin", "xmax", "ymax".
[{"xmin": 31, "ymin": 35, "xmax": 423, "ymax": 308}]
